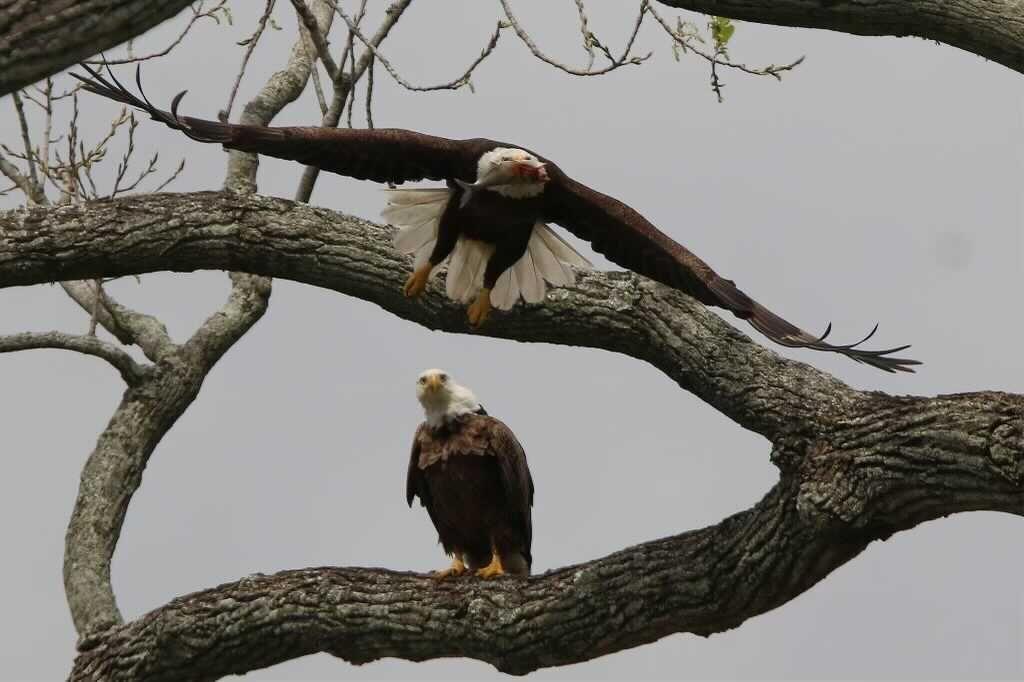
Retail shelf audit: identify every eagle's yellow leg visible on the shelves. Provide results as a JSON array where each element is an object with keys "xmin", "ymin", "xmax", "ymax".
[
  {"xmin": 467, "ymin": 288, "xmax": 492, "ymax": 328},
  {"xmin": 475, "ymin": 551, "xmax": 506, "ymax": 579},
  {"xmin": 403, "ymin": 263, "xmax": 433, "ymax": 298},
  {"xmin": 432, "ymin": 555, "xmax": 467, "ymax": 580}
]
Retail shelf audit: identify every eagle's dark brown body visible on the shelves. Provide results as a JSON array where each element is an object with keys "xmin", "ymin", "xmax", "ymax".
[
  {"xmin": 435, "ymin": 188, "xmax": 545, "ymax": 290},
  {"xmin": 407, "ymin": 413, "xmax": 534, "ymax": 575}
]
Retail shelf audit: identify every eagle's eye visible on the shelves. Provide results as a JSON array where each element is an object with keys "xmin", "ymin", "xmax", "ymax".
[
  {"xmin": 418, "ymin": 377, "xmax": 427, "ymax": 385},
  {"xmin": 439, "ymin": 374, "xmax": 449, "ymax": 383}
]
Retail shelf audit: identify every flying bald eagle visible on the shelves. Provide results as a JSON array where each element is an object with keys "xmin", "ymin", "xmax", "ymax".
[
  {"xmin": 73, "ymin": 65, "xmax": 920, "ymax": 373},
  {"xmin": 406, "ymin": 369, "xmax": 533, "ymax": 578}
]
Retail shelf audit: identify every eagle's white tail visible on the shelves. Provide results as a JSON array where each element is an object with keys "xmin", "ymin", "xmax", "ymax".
[
  {"xmin": 382, "ymin": 188, "xmax": 591, "ymax": 309},
  {"xmin": 468, "ymin": 224, "xmax": 592, "ymax": 310}
]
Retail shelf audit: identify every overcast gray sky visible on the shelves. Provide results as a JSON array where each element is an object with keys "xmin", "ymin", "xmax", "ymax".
[{"xmin": 1, "ymin": 2, "xmax": 1022, "ymax": 680}]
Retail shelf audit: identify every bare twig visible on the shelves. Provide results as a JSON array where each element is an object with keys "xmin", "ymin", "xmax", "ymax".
[
  {"xmin": 0, "ymin": 331, "xmax": 147, "ymax": 385},
  {"xmin": 0, "ymin": 150, "xmax": 41, "ymax": 202},
  {"xmin": 152, "ymin": 158, "xmax": 187, "ymax": 192},
  {"xmin": 84, "ymin": 1, "xmax": 231, "ymax": 66},
  {"xmin": 221, "ymin": 0, "xmax": 278, "ymax": 121},
  {"xmin": 573, "ymin": 0, "xmax": 598, "ymax": 71},
  {"xmin": 648, "ymin": 6, "xmax": 804, "ymax": 99},
  {"xmin": 365, "ymin": 55, "xmax": 376, "ymax": 128},
  {"xmin": 308, "ymin": 48, "xmax": 330, "ymax": 115},
  {"xmin": 499, "ymin": 0, "xmax": 651, "ymax": 76},
  {"xmin": 291, "ymin": 0, "xmax": 339, "ymax": 78},
  {"xmin": 333, "ymin": 2, "xmax": 505, "ymax": 92},
  {"xmin": 11, "ymin": 92, "xmax": 43, "ymax": 203},
  {"xmin": 294, "ymin": 0, "xmax": 410, "ymax": 202}
]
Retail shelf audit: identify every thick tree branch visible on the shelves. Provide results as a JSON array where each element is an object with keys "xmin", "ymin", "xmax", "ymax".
[
  {"xmin": 59, "ymin": 273, "xmax": 270, "ymax": 636},
  {"xmin": 2, "ymin": 191, "xmax": 852, "ymax": 440},
  {"xmin": 69, "ymin": 394, "xmax": 1022, "ymax": 680},
  {"xmin": 0, "ymin": 330, "xmax": 147, "ymax": 384},
  {"xmin": 654, "ymin": 0, "xmax": 1024, "ymax": 74},
  {"xmin": 0, "ymin": 1, "xmax": 197, "ymax": 95}
]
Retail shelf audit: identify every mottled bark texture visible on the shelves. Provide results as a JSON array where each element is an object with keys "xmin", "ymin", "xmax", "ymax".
[
  {"xmin": 0, "ymin": 191, "xmax": 1019, "ymax": 677},
  {"xmin": 0, "ymin": 1, "xmax": 196, "ymax": 95},
  {"xmin": 654, "ymin": 0, "xmax": 1024, "ymax": 74},
  {"xmin": 57, "ymin": 0, "xmax": 336, "ymax": 638},
  {"xmin": 61, "ymin": 273, "xmax": 270, "ymax": 636}
]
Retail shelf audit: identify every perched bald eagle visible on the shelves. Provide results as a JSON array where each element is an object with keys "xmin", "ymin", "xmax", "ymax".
[
  {"xmin": 406, "ymin": 369, "xmax": 533, "ymax": 578},
  {"xmin": 73, "ymin": 65, "xmax": 920, "ymax": 373}
]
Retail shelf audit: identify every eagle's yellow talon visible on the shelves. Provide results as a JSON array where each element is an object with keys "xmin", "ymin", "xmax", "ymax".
[
  {"xmin": 467, "ymin": 288, "xmax": 492, "ymax": 327},
  {"xmin": 403, "ymin": 264, "xmax": 432, "ymax": 298},
  {"xmin": 475, "ymin": 552, "xmax": 505, "ymax": 579},
  {"xmin": 432, "ymin": 556, "xmax": 467, "ymax": 580}
]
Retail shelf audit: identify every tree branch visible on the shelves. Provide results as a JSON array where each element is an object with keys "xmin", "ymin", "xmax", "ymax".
[
  {"xmin": 69, "ymin": 395, "xmax": 1022, "ymax": 680},
  {"xmin": 0, "ymin": 330, "xmax": 147, "ymax": 384},
  {"xmin": 0, "ymin": 1, "xmax": 197, "ymax": 95},
  {"xmin": 653, "ymin": 0, "xmax": 1024, "ymax": 75},
  {"xmin": 294, "ymin": 0, "xmax": 412, "ymax": 202},
  {"xmin": 290, "ymin": 0, "xmax": 339, "ymax": 80},
  {"xmin": 59, "ymin": 3, "xmax": 338, "ymax": 641},
  {"xmin": 0, "ymin": 191, "xmax": 1019, "ymax": 444}
]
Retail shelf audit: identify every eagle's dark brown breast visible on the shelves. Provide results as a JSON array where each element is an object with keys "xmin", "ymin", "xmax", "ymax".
[{"xmin": 407, "ymin": 413, "xmax": 533, "ymax": 574}]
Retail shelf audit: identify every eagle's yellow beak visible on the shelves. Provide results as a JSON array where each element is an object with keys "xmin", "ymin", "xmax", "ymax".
[{"xmin": 425, "ymin": 375, "xmax": 443, "ymax": 391}]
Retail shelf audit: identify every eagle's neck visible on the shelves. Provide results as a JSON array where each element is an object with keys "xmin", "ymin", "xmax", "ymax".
[{"xmin": 422, "ymin": 384, "xmax": 482, "ymax": 429}]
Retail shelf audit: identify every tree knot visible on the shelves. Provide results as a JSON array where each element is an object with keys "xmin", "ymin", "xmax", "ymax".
[{"xmin": 793, "ymin": 441, "xmax": 869, "ymax": 531}]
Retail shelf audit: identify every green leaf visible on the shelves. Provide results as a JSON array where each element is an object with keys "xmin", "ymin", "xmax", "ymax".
[{"xmin": 710, "ymin": 16, "xmax": 735, "ymax": 51}]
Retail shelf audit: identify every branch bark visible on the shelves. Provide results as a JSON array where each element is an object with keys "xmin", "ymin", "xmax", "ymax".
[
  {"xmin": 0, "ymin": 330, "xmax": 147, "ymax": 384},
  {"xmin": 654, "ymin": 0, "xmax": 1024, "ymax": 74},
  {"xmin": 0, "ymin": 1, "xmax": 197, "ymax": 95},
  {"xmin": 69, "ymin": 395, "xmax": 1020, "ymax": 679},
  {"xmin": 2, "ymin": 191, "xmax": 1020, "ymax": 677}
]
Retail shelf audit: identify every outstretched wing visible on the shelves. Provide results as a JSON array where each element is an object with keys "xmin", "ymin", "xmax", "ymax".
[
  {"xmin": 542, "ymin": 166, "xmax": 920, "ymax": 373},
  {"xmin": 484, "ymin": 417, "xmax": 534, "ymax": 556},
  {"xmin": 73, "ymin": 64, "xmax": 497, "ymax": 184}
]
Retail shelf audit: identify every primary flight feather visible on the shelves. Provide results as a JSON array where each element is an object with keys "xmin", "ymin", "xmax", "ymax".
[{"xmin": 73, "ymin": 64, "xmax": 920, "ymax": 373}]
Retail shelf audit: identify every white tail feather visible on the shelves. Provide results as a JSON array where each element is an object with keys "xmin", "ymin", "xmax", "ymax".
[
  {"xmin": 527, "ymin": 229, "xmax": 572, "ymax": 286},
  {"xmin": 513, "ymin": 247, "xmax": 546, "ymax": 303},
  {"xmin": 492, "ymin": 265, "xmax": 519, "ymax": 310},
  {"xmin": 534, "ymin": 224, "xmax": 592, "ymax": 268},
  {"xmin": 446, "ymin": 239, "xmax": 492, "ymax": 303},
  {"xmin": 393, "ymin": 218, "xmax": 438, "ymax": 254}
]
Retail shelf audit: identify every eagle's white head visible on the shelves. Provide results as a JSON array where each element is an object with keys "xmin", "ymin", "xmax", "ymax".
[
  {"xmin": 476, "ymin": 147, "xmax": 549, "ymax": 199},
  {"xmin": 416, "ymin": 368, "xmax": 482, "ymax": 428}
]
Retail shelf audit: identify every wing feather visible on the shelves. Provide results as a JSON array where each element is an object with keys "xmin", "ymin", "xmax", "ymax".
[
  {"xmin": 406, "ymin": 425, "xmax": 427, "ymax": 508},
  {"xmin": 542, "ymin": 167, "xmax": 920, "ymax": 373},
  {"xmin": 485, "ymin": 417, "xmax": 533, "ymax": 561},
  {"xmin": 73, "ymin": 64, "xmax": 496, "ymax": 185}
]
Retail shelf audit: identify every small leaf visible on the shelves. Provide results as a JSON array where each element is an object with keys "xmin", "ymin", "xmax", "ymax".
[{"xmin": 710, "ymin": 16, "xmax": 735, "ymax": 51}]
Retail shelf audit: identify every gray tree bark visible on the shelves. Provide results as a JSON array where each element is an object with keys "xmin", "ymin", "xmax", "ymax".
[
  {"xmin": 48, "ymin": 0, "xmax": 335, "ymax": 639},
  {"xmin": 1, "ymin": 191, "xmax": 1020, "ymax": 678},
  {"xmin": 654, "ymin": 0, "xmax": 1024, "ymax": 74},
  {"xmin": 0, "ymin": 0, "xmax": 197, "ymax": 95}
]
